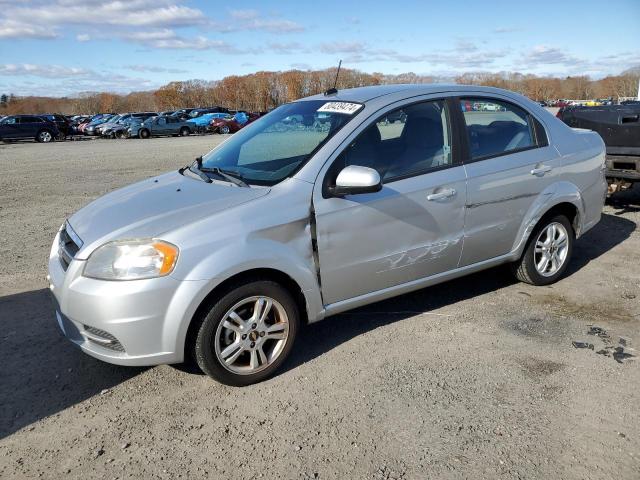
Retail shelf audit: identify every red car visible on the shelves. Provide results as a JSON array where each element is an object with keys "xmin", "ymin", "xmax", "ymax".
[{"xmin": 209, "ymin": 112, "xmax": 262, "ymax": 134}]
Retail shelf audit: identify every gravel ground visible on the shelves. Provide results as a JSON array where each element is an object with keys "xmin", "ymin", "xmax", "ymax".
[{"xmin": 0, "ymin": 136, "xmax": 639, "ymax": 479}]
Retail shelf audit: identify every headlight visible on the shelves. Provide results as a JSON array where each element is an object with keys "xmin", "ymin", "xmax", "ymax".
[{"xmin": 84, "ymin": 239, "xmax": 179, "ymax": 280}]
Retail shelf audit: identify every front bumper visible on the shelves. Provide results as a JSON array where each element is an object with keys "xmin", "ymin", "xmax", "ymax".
[{"xmin": 48, "ymin": 231, "xmax": 209, "ymax": 366}]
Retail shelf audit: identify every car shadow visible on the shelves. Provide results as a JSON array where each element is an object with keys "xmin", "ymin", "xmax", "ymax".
[
  {"xmin": 283, "ymin": 211, "xmax": 636, "ymax": 374},
  {"xmin": 0, "ymin": 288, "xmax": 146, "ymax": 440}
]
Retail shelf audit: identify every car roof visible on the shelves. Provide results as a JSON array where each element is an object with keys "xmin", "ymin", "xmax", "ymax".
[{"xmin": 300, "ymin": 83, "xmax": 525, "ymax": 104}]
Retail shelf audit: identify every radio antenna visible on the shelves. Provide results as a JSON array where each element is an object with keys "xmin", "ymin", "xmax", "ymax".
[{"xmin": 324, "ymin": 60, "xmax": 342, "ymax": 96}]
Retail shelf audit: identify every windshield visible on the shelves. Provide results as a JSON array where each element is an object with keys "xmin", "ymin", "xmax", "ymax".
[{"xmin": 200, "ymin": 100, "xmax": 361, "ymax": 186}]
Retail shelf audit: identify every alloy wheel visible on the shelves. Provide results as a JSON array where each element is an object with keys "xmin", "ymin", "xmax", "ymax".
[
  {"xmin": 534, "ymin": 222, "xmax": 569, "ymax": 277},
  {"xmin": 39, "ymin": 131, "xmax": 52, "ymax": 142},
  {"xmin": 214, "ymin": 296, "xmax": 289, "ymax": 375}
]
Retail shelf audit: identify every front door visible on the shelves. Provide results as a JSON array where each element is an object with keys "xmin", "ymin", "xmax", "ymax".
[{"xmin": 313, "ymin": 99, "xmax": 467, "ymax": 305}]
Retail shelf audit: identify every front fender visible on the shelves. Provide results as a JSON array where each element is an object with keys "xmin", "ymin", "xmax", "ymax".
[
  {"xmin": 171, "ymin": 234, "xmax": 324, "ymax": 345},
  {"xmin": 511, "ymin": 181, "xmax": 585, "ymax": 257}
]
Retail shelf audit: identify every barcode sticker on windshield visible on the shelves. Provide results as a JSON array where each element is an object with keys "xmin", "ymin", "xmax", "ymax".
[{"xmin": 317, "ymin": 102, "xmax": 362, "ymax": 115}]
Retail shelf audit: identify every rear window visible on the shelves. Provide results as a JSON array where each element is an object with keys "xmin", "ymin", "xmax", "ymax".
[{"xmin": 459, "ymin": 98, "xmax": 536, "ymax": 160}]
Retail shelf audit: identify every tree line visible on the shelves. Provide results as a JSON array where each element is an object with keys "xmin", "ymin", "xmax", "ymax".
[{"xmin": 1, "ymin": 67, "xmax": 638, "ymax": 115}]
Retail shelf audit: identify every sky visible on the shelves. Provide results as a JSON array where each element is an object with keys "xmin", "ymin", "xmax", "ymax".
[{"xmin": 0, "ymin": 0, "xmax": 639, "ymax": 97}]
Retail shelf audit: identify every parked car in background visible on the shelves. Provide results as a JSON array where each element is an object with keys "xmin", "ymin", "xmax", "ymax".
[
  {"xmin": 190, "ymin": 113, "xmax": 230, "ymax": 132},
  {"xmin": 159, "ymin": 110, "xmax": 176, "ymax": 117},
  {"xmin": 171, "ymin": 108, "xmax": 196, "ymax": 120},
  {"xmin": 189, "ymin": 107, "xmax": 230, "ymax": 118},
  {"xmin": 84, "ymin": 114, "xmax": 117, "ymax": 135},
  {"xmin": 48, "ymin": 84, "xmax": 606, "ymax": 386},
  {"xmin": 41, "ymin": 114, "xmax": 72, "ymax": 139},
  {"xmin": 557, "ymin": 103, "xmax": 640, "ymax": 191},
  {"xmin": 0, "ymin": 115, "xmax": 60, "ymax": 143},
  {"xmin": 130, "ymin": 115, "xmax": 195, "ymax": 138},
  {"xmin": 96, "ymin": 112, "xmax": 157, "ymax": 136},
  {"xmin": 210, "ymin": 111, "xmax": 260, "ymax": 134}
]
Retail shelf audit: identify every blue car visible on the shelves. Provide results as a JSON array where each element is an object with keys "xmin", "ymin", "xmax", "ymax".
[{"xmin": 190, "ymin": 113, "xmax": 231, "ymax": 130}]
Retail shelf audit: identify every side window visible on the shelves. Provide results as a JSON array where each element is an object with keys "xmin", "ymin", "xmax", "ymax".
[
  {"xmin": 157, "ymin": 117, "xmax": 166, "ymax": 125},
  {"xmin": 332, "ymin": 100, "xmax": 452, "ymax": 182},
  {"xmin": 460, "ymin": 98, "xmax": 536, "ymax": 160}
]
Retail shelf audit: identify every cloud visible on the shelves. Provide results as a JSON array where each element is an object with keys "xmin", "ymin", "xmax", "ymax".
[
  {"xmin": 493, "ymin": 27, "xmax": 521, "ymax": 34},
  {"xmin": 0, "ymin": 63, "xmax": 94, "ymax": 78},
  {"xmin": 319, "ymin": 41, "xmax": 367, "ymax": 54},
  {"xmin": 8, "ymin": 1, "xmax": 207, "ymax": 28},
  {"xmin": 0, "ymin": 19, "xmax": 58, "ymax": 39},
  {"xmin": 290, "ymin": 63, "xmax": 312, "ymax": 70},
  {"xmin": 225, "ymin": 8, "xmax": 304, "ymax": 33},
  {"xmin": 76, "ymin": 33, "xmax": 90, "ymax": 42},
  {"xmin": 124, "ymin": 65, "xmax": 187, "ymax": 74},
  {"xmin": 268, "ymin": 41, "xmax": 305, "ymax": 54},
  {"xmin": 315, "ymin": 40, "xmax": 508, "ymax": 69},
  {"xmin": 0, "ymin": 62, "xmax": 160, "ymax": 95},
  {"xmin": 121, "ymin": 29, "xmax": 255, "ymax": 53},
  {"xmin": 523, "ymin": 45, "xmax": 585, "ymax": 66}
]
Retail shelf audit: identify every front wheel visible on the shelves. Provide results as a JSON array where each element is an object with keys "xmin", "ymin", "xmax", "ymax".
[
  {"xmin": 180, "ymin": 127, "xmax": 190, "ymax": 136},
  {"xmin": 139, "ymin": 129, "xmax": 150, "ymax": 139},
  {"xmin": 192, "ymin": 280, "xmax": 299, "ymax": 386},
  {"xmin": 220, "ymin": 125, "xmax": 230, "ymax": 134},
  {"xmin": 512, "ymin": 214, "xmax": 574, "ymax": 285}
]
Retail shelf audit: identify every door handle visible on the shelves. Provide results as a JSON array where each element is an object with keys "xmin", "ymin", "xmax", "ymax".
[
  {"xmin": 427, "ymin": 188, "xmax": 456, "ymax": 201},
  {"xmin": 530, "ymin": 165, "xmax": 552, "ymax": 176}
]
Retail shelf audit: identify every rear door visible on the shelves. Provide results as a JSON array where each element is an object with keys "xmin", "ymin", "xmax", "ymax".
[
  {"xmin": 455, "ymin": 96, "xmax": 561, "ymax": 266},
  {"xmin": 18, "ymin": 116, "xmax": 40, "ymax": 138},
  {"xmin": 313, "ymin": 98, "xmax": 467, "ymax": 305}
]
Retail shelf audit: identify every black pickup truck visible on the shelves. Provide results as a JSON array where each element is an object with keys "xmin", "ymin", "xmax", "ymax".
[{"xmin": 557, "ymin": 104, "xmax": 640, "ymax": 191}]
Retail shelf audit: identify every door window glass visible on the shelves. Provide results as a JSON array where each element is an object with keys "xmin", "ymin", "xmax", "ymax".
[
  {"xmin": 334, "ymin": 100, "xmax": 452, "ymax": 182},
  {"xmin": 460, "ymin": 98, "xmax": 535, "ymax": 160}
]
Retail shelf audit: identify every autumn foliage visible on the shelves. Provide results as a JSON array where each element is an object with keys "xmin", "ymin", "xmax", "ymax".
[{"xmin": 1, "ymin": 68, "xmax": 638, "ymax": 115}]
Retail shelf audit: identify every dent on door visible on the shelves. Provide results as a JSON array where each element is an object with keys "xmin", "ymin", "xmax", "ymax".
[{"xmin": 315, "ymin": 168, "xmax": 467, "ymax": 305}]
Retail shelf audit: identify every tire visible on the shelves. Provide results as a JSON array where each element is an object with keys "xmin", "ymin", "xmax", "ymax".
[
  {"xmin": 180, "ymin": 127, "xmax": 190, "ymax": 136},
  {"xmin": 115, "ymin": 130, "xmax": 126, "ymax": 139},
  {"xmin": 511, "ymin": 214, "xmax": 574, "ymax": 285},
  {"xmin": 192, "ymin": 279, "xmax": 299, "ymax": 386},
  {"xmin": 220, "ymin": 125, "xmax": 230, "ymax": 134},
  {"xmin": 139, "ymin": 129, "xmax": 150, "ymax": 139},
  {"xmin": 36, "ymin": 130, "xmax": 53, "ymax": 143}
]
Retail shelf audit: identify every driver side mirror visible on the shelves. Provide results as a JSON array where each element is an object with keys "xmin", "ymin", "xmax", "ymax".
[{"xmin": 329, "ymin": 165, "xmax": 382, "ymax": 197}]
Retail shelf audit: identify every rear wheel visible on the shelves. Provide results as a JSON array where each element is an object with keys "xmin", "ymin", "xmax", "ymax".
[
  {"xmin": 180, "ymin": 127, "xmax": 190, "ymax": 136},
  {"xmin": 36, "ymin": 130, "xmax": 53, "ymax": 143},
  {"xmin": 220, "ymin": 125, "xmax": 230, "ymax": 134},
  {"xmin": 512, "ymin": 214, "xmax": 574, "ymax": 285},
  {"xmin": 139, "ymin": 129, "xmax": 150, "ymax": 139},
  {"xmin": 192, "ymin": 280, "xmax": 299, "ymax": 386}
]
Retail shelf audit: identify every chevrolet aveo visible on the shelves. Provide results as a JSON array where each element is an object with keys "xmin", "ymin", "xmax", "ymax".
[{"xmin": 49, "ymin": 85, "xmax": 607, "ymax": 386}]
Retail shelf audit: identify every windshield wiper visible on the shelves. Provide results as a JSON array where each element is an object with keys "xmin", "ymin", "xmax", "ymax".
[
  {"xmin": 179, "ymin": 157, "xmax": 212, "ymax": 183},
  {"xmin": 201, "ymin": 166, "xmax": 249, "ymax": 188}
]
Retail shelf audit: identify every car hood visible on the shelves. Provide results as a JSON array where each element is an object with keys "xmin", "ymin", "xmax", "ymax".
[{"xmin": 68, "ymin": 170, "xmax": 269, "ymax": 259}]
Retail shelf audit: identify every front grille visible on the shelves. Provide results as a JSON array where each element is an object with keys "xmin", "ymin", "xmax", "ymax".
[
  {"xmin": 58, "ymin": 223, "xmax": 82, "ymax": 271},
  {"xmin": 82, "ymin": 325, "xmax": 125, "ymax": 352}
]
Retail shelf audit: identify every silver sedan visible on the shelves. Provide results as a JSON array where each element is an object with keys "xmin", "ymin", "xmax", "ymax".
[{"xmin": 49, "ymin": 84, "xmax": 606, "ymax": 385}]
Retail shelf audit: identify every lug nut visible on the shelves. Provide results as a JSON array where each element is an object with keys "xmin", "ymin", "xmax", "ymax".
[
  {"xmin": 241, "ymin": 334, "xmax": 247, "ymax": 340},
  {"xmin": 251, "ymin": 323, "xmax": 257, "ymax": 329},
  {"xmin": 259, "ymin": 331, "xmax": 265, "ymax": 337},
  {"xmin": 250, "ymin": 341, "xmax": 255, "ymax": 348}
]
